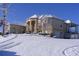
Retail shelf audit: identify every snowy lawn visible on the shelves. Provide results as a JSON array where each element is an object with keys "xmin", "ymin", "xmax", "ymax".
[{"xmin": 0, "ymin": 34, "xmax": 79, "ymax": 56}]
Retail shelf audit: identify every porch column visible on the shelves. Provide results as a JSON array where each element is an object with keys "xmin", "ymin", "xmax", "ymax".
[
  {"xmin": 26, "ymin": 24, "xmax": 29, "ymax": 33},
  {"xmin": 41, "ymin": 22, "xmax": 45, "ymax": 33},
  {"xmin": 75, "ymin": 26, "xmax": 78, "ymax": 33},
  {"xmin": 34, "ymin": 20, "xmax": 38, "ymax": 33},
  {"xmin": 30, "ymin": 21, "xmax": 32, "ymax": 33}
]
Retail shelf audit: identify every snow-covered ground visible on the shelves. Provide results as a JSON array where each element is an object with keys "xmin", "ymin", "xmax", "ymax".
[{"xmin": 0, "ymin": 34, "xmax": 79, "ymax": 56}]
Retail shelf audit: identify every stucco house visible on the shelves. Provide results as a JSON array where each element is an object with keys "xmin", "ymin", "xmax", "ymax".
[
  {"xmin": 25, "ymin": 14, "xmax": 79, "ymax": 38},
  {"xmin": 4, "ymin": 23, "xmax": 26, "ymax": 34},
  {"xmin": 10, "ymin": 24, "xmax": 26, "ymax": 34}
]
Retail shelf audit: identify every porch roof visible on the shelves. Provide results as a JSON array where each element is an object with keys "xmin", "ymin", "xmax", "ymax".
[{"xmin": 66, "ymin": 22, "xmax": 79, "ymax": 27}]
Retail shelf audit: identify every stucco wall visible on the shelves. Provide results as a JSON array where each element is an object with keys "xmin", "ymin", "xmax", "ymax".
[{"xmin": 10, "ymin": 24, "xmax": 26, "ymax": 34}]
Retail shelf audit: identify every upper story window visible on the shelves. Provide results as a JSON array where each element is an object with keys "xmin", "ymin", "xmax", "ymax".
[{"xmin": 60, "ymin": 24, "xmax": 63, "ymax": 28}]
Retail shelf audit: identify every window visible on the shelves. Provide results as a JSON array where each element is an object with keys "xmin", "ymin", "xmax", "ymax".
[{"xmin": 60, "ymin": 24, "xmax": 63, "ymax": 28}]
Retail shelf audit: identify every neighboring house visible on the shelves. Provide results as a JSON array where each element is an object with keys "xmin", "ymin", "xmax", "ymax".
[
  {"xmin": 10, "ymin": 24, "xmax": 26, "ymax": 34},
  {"xmin": 0, "ymin": 20, "xmax": 10, "ymax": 35},
  {"xmin": 3, "ymin": 23, "xmax": 26, "ymax": 34},
  {"xmin": 25, "ymin": 14, "xmax": 79, "ymax": 38}
]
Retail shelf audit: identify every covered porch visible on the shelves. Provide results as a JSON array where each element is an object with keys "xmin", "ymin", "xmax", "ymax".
[
  {"xmin": 65, "ymin": 23, "xmax": 79, "ymax": 39},
  {"xmin": 26, "ymin": 19, "xmax": 38, "ymax": 33}
]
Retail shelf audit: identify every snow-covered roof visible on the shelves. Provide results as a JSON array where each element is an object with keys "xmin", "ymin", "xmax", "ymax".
[
  {"xmin": 39, "ymin": 15, "xmax": 44, "ymax": 19},
  {"xmin": 65, "ymin": 20, "xmax": 72, "ymax": 24},
  {"xmin": 30, "ymin": 14, "xmax": 38, "ymax": 18},
  {"xmin": 38, "ymin": 14, "xmax": 53, "ymax": 20},
  {"xmin": 44, "ymin": 15, "xmax": 53, "ymax": 18},
  {"xmin": 47, "ymin": 14, "xmax": 53, "ymax": 17},
  {"xmin": 26, "ymin": 14, "xmax": 64, "ymax": 22}
]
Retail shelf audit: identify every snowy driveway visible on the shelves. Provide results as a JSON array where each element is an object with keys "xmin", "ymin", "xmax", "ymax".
[
  {"xmin": 0, "ymin": 34, "xmax": 79, "ymax": 56},
  {"xmin": 0, "ymin": 34, "xmax": 21, "ymax": 50}
]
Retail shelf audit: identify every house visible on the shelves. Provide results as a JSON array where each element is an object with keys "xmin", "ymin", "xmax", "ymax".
[
  {"xmin": 10, "ymin": 24, "xmax": 26, "ymax": 34},
  {"xmin": 0, "ymin": 20, "xmax": 10, "ymax": 35},
  {"xmin": 0, "ymin": 20, "xmax": 26, "ymax": 34},
  {"xmin": 25, "ymin": 14, "xmax": 79, "ymax": 38}
]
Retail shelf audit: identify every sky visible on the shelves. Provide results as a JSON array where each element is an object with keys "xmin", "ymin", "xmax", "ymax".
[{"xmin": 0, "ymin": 3, "xmax": 79, "ymax": 25}]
